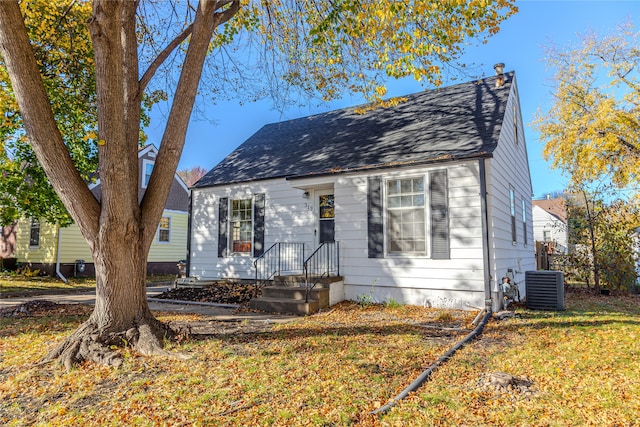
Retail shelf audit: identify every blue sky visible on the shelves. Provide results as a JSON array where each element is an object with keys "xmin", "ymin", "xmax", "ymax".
[{"xmin": 145, "ymin": 1, "xmax": 638, "ymax": 199}]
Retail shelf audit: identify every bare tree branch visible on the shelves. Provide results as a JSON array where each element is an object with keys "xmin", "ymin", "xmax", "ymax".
[
  {"xmin": 138, "ymin": 0, "xmax": 239, "ymax": 97},
  {"xmin": 138, "ymin": 22, "xmax": 194, "ymax": 96}
]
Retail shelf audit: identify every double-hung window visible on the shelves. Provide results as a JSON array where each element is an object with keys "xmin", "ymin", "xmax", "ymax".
[
  {"xmin": 29, "ymin": 219, "xmax": 40, "ymax": 248},
  {"xmin": 142, "ymin": 159, "xmax": 154, "ymax": 188},
  {"xmin": 368, "ymin": 171, "xmax": 449, "ymax": 259},
  {"xmin": 218, "ymin": 194, "xmax": 265, "ymax": 258},
  {"xmin": 158, "ymin": 216, "xmax": 171, "ymax": 243},
  {"xmin": 231, "ymin": 199, "xmax": 252, "ymax": 253},
  {"xmin": 387, "ymin": 177, "xmax": 426, "ymax": 254},
  {"xmin": 510, "ymin": 186, "xmax": 517, "ymax": 244},
  {"xmin": 521, "ymin": 198, "xmax": 527, "ymax": 246}
]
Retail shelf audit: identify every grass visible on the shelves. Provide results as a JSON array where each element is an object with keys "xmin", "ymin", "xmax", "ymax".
[
  {"xmin": 0, "ymin": 274, "xmax": 175, "ymax": 297},
  {"xmin": 1, "ymin": 291, "xmax": 639, "ymax": 426}
]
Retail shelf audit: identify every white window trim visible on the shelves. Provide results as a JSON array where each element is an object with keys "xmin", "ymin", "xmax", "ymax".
[
  {"xmin": 510, "ymin": 186, "xmax": 517, "ymax": 245},
  {"xmin": 141, "ymin": 159, "xmax": 154, "ymax": 189},
  {"xmin": 383, "ymin": 174, "xmax": 430, "ymax": 258},
  {"xmin": 157, "ymin": 216, "xmax": 171, "ymax": 244},
  {"xmin": 521, "ymin": 197, "xmax": 527, "ymax": 247}
]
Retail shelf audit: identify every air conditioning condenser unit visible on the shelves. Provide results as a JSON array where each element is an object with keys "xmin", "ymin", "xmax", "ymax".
[{"xmin": 525, "ymin": 270, "xmax": 565, "ymax": 310}]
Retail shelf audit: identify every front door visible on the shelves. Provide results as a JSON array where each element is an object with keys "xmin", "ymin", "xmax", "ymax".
[{"xmin": 317, "ymin": 191, "xmax": 335, "ymax": 244}]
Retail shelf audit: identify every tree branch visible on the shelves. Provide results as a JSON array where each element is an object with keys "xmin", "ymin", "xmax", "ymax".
[
  {"xmin": 138, "ymin": 0, "xmax": 239, "ymax": 96},
  {"xmin": 0, "ymin": 0, "xmax": 100, "ymax": 240},
  {"xmin": 138, "ymin": 23, "xmax": 194, "ymax": 96},
  {"xmin": 139, "ymin": 0, "xmax": 240, "ymax": 247}
]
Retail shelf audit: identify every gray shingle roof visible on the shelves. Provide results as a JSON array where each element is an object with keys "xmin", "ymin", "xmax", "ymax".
[{"xmin": 194, "ymin": 72, "xmax": 514, "ymax": 188}]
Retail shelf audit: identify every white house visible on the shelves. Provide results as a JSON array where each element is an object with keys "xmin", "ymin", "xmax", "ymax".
[
  {"xmin": 532, "ymin": 197, "xmax": 568, "ymax": 254},
  {"xmin": 188, "ymin": 69, "xmax": 535, "ymax": 310}
]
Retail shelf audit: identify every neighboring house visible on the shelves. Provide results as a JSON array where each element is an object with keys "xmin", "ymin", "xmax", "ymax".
[
  {"xmin": 1, "ymin": 223, "xmax": 17, "ymax": 270},
  {"xmin": 15, "ymin": 145, "xmax": 189, "ymax": 279},
  {"xmin": 189, "ymin": 69, "xmax": 535, "ymax": 310},
  {"xmin": 532, "ymin": 197, "xmax": 568, "ymax": 254}
]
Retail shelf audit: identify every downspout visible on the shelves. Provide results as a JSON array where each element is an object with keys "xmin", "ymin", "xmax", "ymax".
[
  {"xmin": 185, "ymin": 188, "xmax": 193, "ymax": 278},
  {"xmin": 369, "ymin": 159, "xmax": 496, "ymax": 416},
  {"xmin": 479, "ymin": 158, "xmax": 493, "ymax": 310},
  {"xmin": 371, "ymin": 308, "xmax": 492, "ymax": 415},
  {"xmin": 55, "ymin": 225, "xmax": 67, "ymax": 283}
]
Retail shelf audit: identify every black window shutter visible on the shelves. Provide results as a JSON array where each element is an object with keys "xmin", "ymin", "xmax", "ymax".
[
  {"xmin": 253, "ymin": 193, "xmax": 265, "ymax": 257},
  {"xmin": 430, "ymin": 170, "xmax": 450, "ymax": 259},
  {"xmin": 218, "ymin": 197, "xmax": 228, "ymax": 258},
  {"xmin": 367, "ymin": 176, "xmax": 384, "ymax": 258}
]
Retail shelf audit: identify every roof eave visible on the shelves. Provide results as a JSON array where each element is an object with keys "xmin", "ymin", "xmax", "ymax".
[{"xmin": 285, "ymin": 152, "xmax": 494, "ymax": 181}]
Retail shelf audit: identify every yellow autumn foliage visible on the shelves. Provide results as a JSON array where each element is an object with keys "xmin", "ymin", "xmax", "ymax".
[{"xmin": 535, "ymin": 21, "xmax": 640, "ymax": 191}]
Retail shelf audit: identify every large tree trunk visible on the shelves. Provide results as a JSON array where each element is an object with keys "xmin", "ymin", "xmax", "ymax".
[
  {"xmin": 0, "ymin": 0, "xmax": 240, "ymax": 369},
  {"xmin": 42, "ymin": 240, "xmax": 176, "ymax": 370}
]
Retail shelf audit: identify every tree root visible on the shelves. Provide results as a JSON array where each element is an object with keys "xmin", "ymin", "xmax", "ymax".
[{"xmin": 40, "ymin": 315, "xmax": 190, "ymax": 371}]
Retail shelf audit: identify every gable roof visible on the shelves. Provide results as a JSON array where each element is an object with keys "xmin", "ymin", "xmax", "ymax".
[
  {"xmin": 532, "ymin": 197, "xmax": 567, "ymax": 222},
  {"xmin": 195, "ymin": 72, "xmax": 515, "ymax": 188},
  {"xmin": 89, "ymin": 144, "xmax": 190, "ymax": 211}
]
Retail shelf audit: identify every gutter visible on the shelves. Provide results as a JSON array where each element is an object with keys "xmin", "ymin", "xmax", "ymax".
[
  {"xmin": 194, "ymin": 154, "xmax": 495, "ymax": 190},
  {"xmin": 185, "ymin": 188, "xmax": 193, "ymax": 277},
  {"xmin": 55, "ymin": 226, "xmax": 67, "ymax": 283}
]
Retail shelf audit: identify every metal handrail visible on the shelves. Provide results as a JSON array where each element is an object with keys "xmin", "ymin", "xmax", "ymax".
[
  {"xmin": 304, "ymin": 241, "xmax": 340, "ymax": 302},
  {"xmin": 254, "ymin": 242, "xmax": 305, "ymax": 287}
]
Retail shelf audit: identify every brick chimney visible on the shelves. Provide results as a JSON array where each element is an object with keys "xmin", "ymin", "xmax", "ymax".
[{"xmin": 494, "ymin": 63, "xmax": 505, "ymax": 88}]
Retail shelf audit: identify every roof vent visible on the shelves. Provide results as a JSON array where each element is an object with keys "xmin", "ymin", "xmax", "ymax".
[{"xmin": 494, "ymin": 63, "xmax": 505, "ymax": 88}]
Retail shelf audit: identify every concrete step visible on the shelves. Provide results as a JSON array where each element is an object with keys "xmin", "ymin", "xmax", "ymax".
[
  {"xmin": 274, "ymin": 275, "xmax": 343, "ymax": 287},
  {"xmin": 249, "ymin": 296, "xmax": 320, "ymax": 315},
  {"xmin": 261, "ymin": 286, "xmax": 328, "ymax": 306},
  {"xmin": 249, "ymin": 284, "xmax": 331, "ymax": 315}
]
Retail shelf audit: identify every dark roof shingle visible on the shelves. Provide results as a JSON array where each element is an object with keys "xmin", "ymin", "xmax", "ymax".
[{"xmin": 195, "ymin": 72, "xmax": 514, "ymax": 188}]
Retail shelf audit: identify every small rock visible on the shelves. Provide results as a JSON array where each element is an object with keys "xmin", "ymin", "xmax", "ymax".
[{"xmin": 493, "ymin": 311, "xmax": 515, "ymax": 320}]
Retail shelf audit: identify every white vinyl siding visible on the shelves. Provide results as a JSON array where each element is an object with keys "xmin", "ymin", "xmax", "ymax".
[
  {"xmin": 532, "ymin": 205, "xmax": 568, "ymax": 253},
  {"xmin": 190, "ymin": 162, "xmax": 484, "ymax": 309},
  {"xmin": 484, "ymin": 74, "xmax": 535, "ymax": 296},
  {"xmin": 189, "ymin": 74, "xmax": 536, "ymax": 309}
]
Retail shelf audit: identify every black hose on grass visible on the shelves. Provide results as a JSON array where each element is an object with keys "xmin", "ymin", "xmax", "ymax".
[{"xmin": 371, "ymin": 309, "xmax": 492, "ymax": 416}]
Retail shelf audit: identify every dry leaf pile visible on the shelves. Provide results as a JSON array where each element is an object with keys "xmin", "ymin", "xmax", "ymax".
[{"xmin": 1, "ymin": 291, "xmax": 639, "ymax": 426}]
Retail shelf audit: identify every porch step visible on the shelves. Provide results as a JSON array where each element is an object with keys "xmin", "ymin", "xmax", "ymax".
[
  {"xmin": 249, "ymin": 285, "xmax": 330, "ymax": 315},
  {"xmin": 273, "ymin": 275, "xmax": 343, "ymax": 287}
]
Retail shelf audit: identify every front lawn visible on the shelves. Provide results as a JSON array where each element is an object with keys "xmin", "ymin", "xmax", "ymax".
[
  {"xmin": 1, "ymin": 291, "xmax": 638, "ymax": 426},
  {"xmin": 0, "ymin": 275, "xmax": 96, "ymax": 296},
  {"xmin": 0, "ymin": 274, "xmax": 175, "ymax": 297}
]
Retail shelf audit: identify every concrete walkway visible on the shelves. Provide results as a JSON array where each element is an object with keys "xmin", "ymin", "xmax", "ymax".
[{"xmin": 0, "ymin": 285, "xmax": 299, "ymax": 323}]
